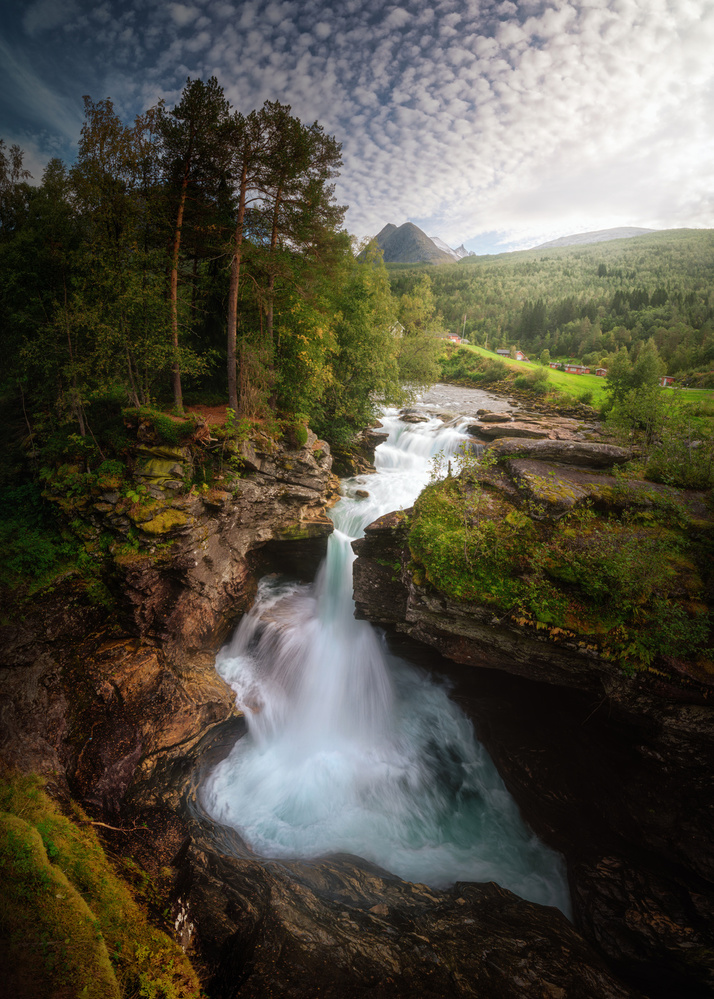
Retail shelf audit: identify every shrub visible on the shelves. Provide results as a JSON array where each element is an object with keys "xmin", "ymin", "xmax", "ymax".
[
  {"xmin": 514, "ymin": 367, "xmax": 549, "ymax": 395},
  {"xmin": 646, "ymin": 410, "xmax": 714, "ymax": 489},
  {"xmin": 481, "ymin": 359, "xmax": 509, "ymax": 383},
  {"xmin": 122, "ymin": 407, "xmax": 198, "ymax": 446}
]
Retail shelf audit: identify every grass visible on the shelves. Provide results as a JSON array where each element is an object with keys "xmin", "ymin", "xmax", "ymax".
[
  {"xmin": 447, "ymin": 344, "xmax": 610, "ymax": 407},
  {"xmin": 449, "ymin": 346, "xmax": 714, "ymax": 419}
]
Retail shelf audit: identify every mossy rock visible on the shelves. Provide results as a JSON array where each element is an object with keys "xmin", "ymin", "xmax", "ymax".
[
  {"xmin": 136, "ymin": 444, "xmax": 190, "ymax": 463},
  {"xmin": 140, "ymin": 508, "xmax": 190, "ymax": 535},
  {"xmin": 0, "ymin": 774, "xmax": 202, "ymax": 999},
  {"xmin": 0, "ymin": 812, "xmax": 120, "ymax": 999},
  {"xmin": 134, "ymin": 457, "xmax": 187, "ymax": 487}
]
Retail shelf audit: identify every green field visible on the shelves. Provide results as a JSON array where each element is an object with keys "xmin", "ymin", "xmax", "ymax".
[{"xmin": 457, "ymin": 344, "xmax": 611, "ymax": 407}]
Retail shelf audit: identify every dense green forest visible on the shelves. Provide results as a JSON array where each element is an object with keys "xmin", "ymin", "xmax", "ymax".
[
  {"xmin": 0, "ymin": 78, "xmax": 449, "ymax": 588},
  {"xmin": 0, "ymin": 78, "xmax": 443, "ymax": 473},
  {"xmin": 389, "ymin": 230, "xmax": 714, "ymax": 382}
]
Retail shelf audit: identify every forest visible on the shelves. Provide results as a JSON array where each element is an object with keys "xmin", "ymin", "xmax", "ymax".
[
  {"xmin": 0, "ymin": 77, "xmax": 443, "ymax": 477},
  {"xmin": 0, "ymin": 78, "xmax": 450, "ymax": 589},
  {"xmin": 389, "ymin": 229, "xmax": 714, "ymax": 383}
]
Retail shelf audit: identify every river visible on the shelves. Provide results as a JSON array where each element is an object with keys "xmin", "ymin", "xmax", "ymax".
[{"xmin": 201, "ymin": 393, "xmax": 571, "ymax": 915}]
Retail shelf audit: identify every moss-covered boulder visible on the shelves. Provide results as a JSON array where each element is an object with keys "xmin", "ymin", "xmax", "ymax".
[{"xmin": 0, "ymin": 774, "xmax": 201, "ymax": 999}]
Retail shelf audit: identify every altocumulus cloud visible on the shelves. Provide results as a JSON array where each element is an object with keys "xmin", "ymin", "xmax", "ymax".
[{"xmin": 1, "ymin": 0, "xmax": 712, "ymax": 250}]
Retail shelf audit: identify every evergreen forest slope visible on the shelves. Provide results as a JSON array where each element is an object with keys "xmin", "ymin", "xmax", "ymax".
[{"xmin": 389, "ymin": 229, "xmax": 714, "ymax": 381}]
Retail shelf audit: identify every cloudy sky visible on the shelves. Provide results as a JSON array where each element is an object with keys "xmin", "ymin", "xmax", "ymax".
[{"xmin": 1, "ymin": 0, "xmax": 712, "ymax": 253}]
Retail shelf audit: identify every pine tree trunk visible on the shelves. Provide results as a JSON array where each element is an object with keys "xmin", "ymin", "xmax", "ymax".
[
  {"xmin": 169, "ymin": 170, "xmax": 189, "ymax": 415},
  {"xmin": 227, "ymin": 161, "xmax": 248, "ymax": 415}
]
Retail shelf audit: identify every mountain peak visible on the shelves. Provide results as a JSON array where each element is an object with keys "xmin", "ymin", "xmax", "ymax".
[{"xmin": 375, "ymin": 222, "xmax": 456, "ymax": 264}]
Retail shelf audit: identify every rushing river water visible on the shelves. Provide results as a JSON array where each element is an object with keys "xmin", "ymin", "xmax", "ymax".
[{"xmin": 202, "ymin": 402, "xmax": 571, "ymax": 915}]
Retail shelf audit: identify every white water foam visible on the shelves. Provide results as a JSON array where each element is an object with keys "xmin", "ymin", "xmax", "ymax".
[{"xmin": 202, "ymin": 408, "xmax": 571, "ymax": 914}]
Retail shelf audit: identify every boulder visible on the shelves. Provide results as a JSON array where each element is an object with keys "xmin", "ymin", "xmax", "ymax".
[
  {"xmin": 477, "ymin": 412, "xmax": 513, "ymax": 423},
  {"xmin": 489, "ymin": 439, "xmax": 632, "ymax": 467},
  {"xmin": 469, "ymin": 421, "xmax": 551, "ymax": 439}
]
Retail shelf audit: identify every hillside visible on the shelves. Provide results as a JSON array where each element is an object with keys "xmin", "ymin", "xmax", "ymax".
[
  {"xmin": 533, "ymin": 227, "xmax": 656, "ymax": 249},
  {"xmin": 388, "ymin": 229, "xmax": 714, "ymax": 380}
]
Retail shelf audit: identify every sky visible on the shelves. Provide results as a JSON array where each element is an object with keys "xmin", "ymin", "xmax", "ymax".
[{"xmin": 1, "ymin": 0, "xmax": 712, "ymax": 254}]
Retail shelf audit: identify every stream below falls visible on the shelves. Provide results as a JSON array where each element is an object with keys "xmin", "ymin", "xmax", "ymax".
[{"xmin": 201, "ymin": 401, "xmax": 571, "ymax": 916}]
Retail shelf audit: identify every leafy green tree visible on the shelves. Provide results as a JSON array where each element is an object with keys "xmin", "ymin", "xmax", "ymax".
[
  {"xmin": 0, "ymin": 140, "xmax": 33, "ymax": 235},
  {"xmin": 309, "ymin": 240, "xmax": 401, "ymax": 441},
  {"xmin": 605, "ymin": 346, "xmax": 635, "ymax": 405},
  {"xmin": 606, "ymin": 339, "xmax": 666, "ymax": 445},
  {"xmin": 397, "ymin": 274, "xmax": 444, "ymax": 387}
]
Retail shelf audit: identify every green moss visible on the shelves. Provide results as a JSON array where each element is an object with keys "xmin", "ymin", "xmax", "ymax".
[
  {"xmin": 0, "ymin": 813, "xmax": 119, "ymax": 999},
  {"xmin": 408, "ymin": 474, "xmax": 711, "ymax": 673},
  {"xmin": 123, "ymin": 408, "xmax": 198, "ymax": 447},
  {"xmin": 0, "ymin": 774, "xmax": 201, "ymax": 999},
  {"xmin": 140, "ymin": 509, "xmax": 190, "ymax": 535},
  {"xmin": 278, "ymin": 523, "xmax": 311, "ymax": 540}
]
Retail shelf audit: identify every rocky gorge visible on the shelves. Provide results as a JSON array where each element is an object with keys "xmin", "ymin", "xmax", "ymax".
[{"xmin": 1, "ymin": 388, "xmax": 712, "ymax": 999}]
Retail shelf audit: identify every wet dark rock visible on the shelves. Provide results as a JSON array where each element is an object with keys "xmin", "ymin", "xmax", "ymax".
[
  {"xmin": 352, "ymin": 510, "xmax": 714, "ymax": 998},
  {"xmin": 171, "ymin": 815, "xmax": 637, "ymax": 999},
  {"xmin": 330, "ymin": 424, "xmax": 388, "ymax": 477}
]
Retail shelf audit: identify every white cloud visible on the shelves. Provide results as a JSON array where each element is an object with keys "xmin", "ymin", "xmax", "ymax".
[
  {"xmin": 383, "ymin": 7, "xmax": 411, "ymax": 30},
  {"xmin": 313, "ymin": 21, "xmax": 332, "ymax": 40},
  {"xmin": 4, "ymin": 0, "xmax": 713, "ymax": 248},
  {"xmin": 169, "ymin": 4, "xmax": 200, "ymax": 28}
]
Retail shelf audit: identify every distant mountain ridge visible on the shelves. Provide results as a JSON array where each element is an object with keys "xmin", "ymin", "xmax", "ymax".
[
  {"xmin": 533, "ymin": 227, "xmax": 657, "ymax": 249},
  {"xmin": 429, "ymin": 236, "xmax": 473, "ymax": 261},
  {"xmin": 375, "ymin": 222, "xmax": 472, "ymax": 264},
  {"xmin": 374, "ymin": 222, "xmax": 658, "ymax": 263}
]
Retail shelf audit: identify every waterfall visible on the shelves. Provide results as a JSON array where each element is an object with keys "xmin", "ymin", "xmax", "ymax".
[{"xmin": 201, "ymin": 406, "xmax": 571, "ymax": 915}]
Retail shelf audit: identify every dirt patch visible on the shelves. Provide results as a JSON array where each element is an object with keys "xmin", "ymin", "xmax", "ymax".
[{"xmin": 186, "ymin": 404, "xmax": 230, "ymax": 426}]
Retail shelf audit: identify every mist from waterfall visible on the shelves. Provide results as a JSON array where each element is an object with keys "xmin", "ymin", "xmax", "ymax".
[{"xmin": 202, "ymin": 407, "xmax": 571, "ymax": 915}]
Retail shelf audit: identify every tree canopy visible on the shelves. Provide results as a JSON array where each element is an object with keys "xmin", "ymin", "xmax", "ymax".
[{"xmin": 0, "ymin": 78, "xmax": 443, "ymax": 484}]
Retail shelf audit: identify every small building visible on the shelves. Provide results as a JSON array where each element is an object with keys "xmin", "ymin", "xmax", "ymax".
[
  {"xmin": 596, "ymin": 368, "xmax": 608, "ymax": 377},
  {"xmin": 564, "ymin": 364, "xmax": 590, "ymax": 375},
  {"xmin": 444, "ymin": 334, "xmax": 462, "ymax": 344},
  {"xmin": 659, "ymin": 375, "xmax": 676, "ymax": 387},
  {"xmin": 515, "ymin": 350, "xmax": 529, "ymax": 362},
  {"xmin": 496, "ymin": 348, "xmax": 510, "ymax": 357},
  {"xmin": 549, "ymin": 362, "xmax": 560, "ymax": 369}
]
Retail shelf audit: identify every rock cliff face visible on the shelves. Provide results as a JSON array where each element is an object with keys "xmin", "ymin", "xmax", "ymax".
[
  {"xmin": 2, "ymin": 409, "xmax": 710, "ymax": 999},
  {"xmin": 0, "ymin": 429, "xmax": 337, "ymax": 797},
  {"xmin": 352, "ymin": 487, "xmax": 714, "ymax": 998}
]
